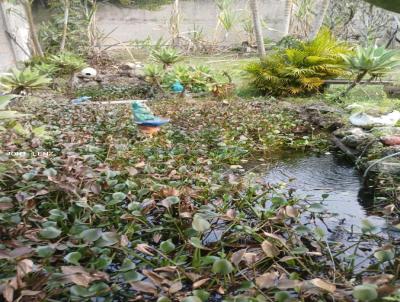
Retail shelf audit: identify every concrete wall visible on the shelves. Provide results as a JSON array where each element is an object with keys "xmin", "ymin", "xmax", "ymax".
[
  {"xmin": 96, "ymin": 0, "xmax": 286, "ymax": 45},
  {"xmin": 0, "ymin": 2, "xmax": 30, "ymax": 72}
]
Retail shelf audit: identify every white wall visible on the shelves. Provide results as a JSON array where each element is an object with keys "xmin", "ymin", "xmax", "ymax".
[
  {"xmin": 0, "ymin": 2, "xmax": 30, "ymax": 72},
  {"xmin": 96, "ymin": 0, "xmax": 286, "ymax": 45}
]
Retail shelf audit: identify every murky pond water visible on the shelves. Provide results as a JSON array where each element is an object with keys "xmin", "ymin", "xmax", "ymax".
[{"xmin": 263, "ymin": 153, "xmax": 385, "ymax": 230}]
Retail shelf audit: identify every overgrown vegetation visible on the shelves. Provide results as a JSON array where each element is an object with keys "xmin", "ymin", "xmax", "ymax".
[{"xmin": 1, "ymin": 0, "xmax": 400, "ymax": 301}]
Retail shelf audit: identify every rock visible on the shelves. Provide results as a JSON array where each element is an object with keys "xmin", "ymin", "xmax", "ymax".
[
  {"xmin": 120, "ymin": 62, "xmax": 136, "ymax": 70},
  {"xmin": 349, "ymin": 111, "xmax": 400, "ymax": 128},
  {"xmin": 371, "ymin": 126, "xmax": 400, "ymax": 137},
  {"xmin": 334, "ymin": 127, "xmax": 365, "ymax": 138},
  {"xmin": 341, "ymin": 133, "xmax": 375, "ymax": 148},
  {"xmin": 384, "ymin": 84, "xmax": 400, "ymax": 98},
  {"xmin": 381, "ymin": 146, "xmax": 400, "ymax": 157},
  {"xmin": 381, "ymin": 135, "xmax": 400, "ymax": 146},
  {"xmin": 118, "ymin": 62, "xmax": 145, "ymax": 78},
  {"xmin": 366, "ymin": 160, "xmax": 400, "ymax": 175}
]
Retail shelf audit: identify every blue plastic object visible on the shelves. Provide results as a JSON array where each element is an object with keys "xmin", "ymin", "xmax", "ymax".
[
  {"xmin": 71, "ymin": 96, "xmax": 91, "ymax": 105},
  {"xmin": 171, "ymin": 81, "xmax": 184, "ymax": 93}
]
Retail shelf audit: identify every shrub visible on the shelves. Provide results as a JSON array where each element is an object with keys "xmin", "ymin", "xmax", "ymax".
[
  {"xmin": 245, "ymin": 29, "xmax": 351, "ymax": 96},
  {"xmin": 151, "ymin": 48, "xmax": 183, "ymax": 69},
  {"xmin": 49, "ymin": 52, "xmax": 87, "ymax": 75},
  {"xmin": 163, "ymin": 65, "xmax": 215, "ymax": 93},
  {"xmin": 0, "ymin": 68, "xmax": 52, "ymax": 94}
]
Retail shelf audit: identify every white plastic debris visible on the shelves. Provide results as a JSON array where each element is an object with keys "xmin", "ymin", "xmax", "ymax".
[
  {"xmin": 80, "ymin": 67, "xmax": 97, "ymax": 78},
  {"xmin": 349, "ymin": 111, "xmax": 400, "ymax": 128}
]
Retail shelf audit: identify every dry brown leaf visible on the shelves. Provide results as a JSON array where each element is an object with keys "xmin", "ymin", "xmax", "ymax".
[
  {"xmin": 383, "ymin": 204, "xmax": 395, "ymax": 215},
  {"xmin": 142, "ymin": 270, "xmax": 165, "ymax": 287},
  {"xmin": 193, "ymin": 278, "xmax": 210, "ymax": 289},
  {"xmin": 311, "ymin": 278, "xmax": 336, "ymax": 293},
  {"xmin": 263, "ymin": 232, "xmax": 287, "ymax": 245},
  {"xmin": 180, "ymin": 212, "xmax": 192, "ymax": 219},
  {"xmin": 363, "ymin": 274, "xmax": 394, "ymax": 286},
  {"xmin": 154, "ymin": 266, "xmax": 177, "ymax": 273},
  {"xmin": 16, "ymin": 259, "xmax": 33, "ymax": 287},
  {"xmin": 243, "ymin": 252, "xmax": 258, "ymax": 266},
  {"xmin": 285, "ymin": 205, "xmax": 299, "ymax": 218},
  {"xmin": 134, "ymin": 162, "xmax": 146, "ymax": 168},
  {"xmin": 169, "ymin": 281, "xmax": 183, "ymax": 294},
  {"xmin": 231, "ymin": 248, "xmax": 246, "ymax": 266},
  {"xmin": 61, "ymin": 266, "xmax": 109, "ymax": 287},
  {"xmin": 3, "ymin": 284, "xmax": 14, "ymax": 302},
  {"xmin": 127, "ymin": 167, "xmax": 139, "ymax": 176},
  {"xmin": 130, "ymin": 280, "xmax": 158, "ymax": 295},
  {"xmin": 185, "ymin": 272, "xmax": 203, "ymax": 282},
  {"xmin": 277, "ymin": 278, "xmax": 303, "ymax": 290},
  {"xmin": 135, "ymin": 243, "xmax": 154, "ymax": 256},
  {"xmin": 15, "ymin": 290, "xmax": 42, "ymax": 302},
  {"xmin": 261, "ymin": 240, "xmax": 279, "ymax": 258},
  {"xmin": 120, "ymin": 235, "xmax": 130, "ymax": 247},
  {"xmin": 10, "ymin": 247, "xmax": 32, "ymax": 259},
  {"xmin": 0, "ymin": 202, "xmax": 14, "ymax": 211},
  {"xmin": 255, "ymin": 272, "xmax": 279, "ymax": 289}
]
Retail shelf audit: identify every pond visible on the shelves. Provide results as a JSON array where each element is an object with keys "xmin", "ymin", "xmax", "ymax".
[{"xmin": 262, "ymin": 153, "xmax": 385, "ymax": 230}]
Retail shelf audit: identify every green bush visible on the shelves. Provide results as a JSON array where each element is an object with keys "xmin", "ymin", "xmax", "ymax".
[
  {"xmin": 151, "ymin": 47, "xmax": 183, "ymax": 69},
  {"xmin": 163, "ymin": 65, "xmax": 215, "ymax": 93},
  {"xmin": 0, "ymin": 67, "xmax": 52, "ymax": 94},
  {"xmin": 245, "ymin": 29, "xmax": 351, "ymax": 96}
]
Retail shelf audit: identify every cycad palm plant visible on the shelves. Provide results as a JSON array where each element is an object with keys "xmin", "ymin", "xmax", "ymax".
[
  {"xmin": 0, "ymin": 68, "xmax": 51, "ymax": 94},
  {"xmin": 245, "ymin": 28, "xmax": 350, "ymax": 96},
  {"xmin": 151, "ymin": 48, "xmax": 183, "ymax": 69},
  {"xmin": 340, "ymin": 45, "xmax": 400, "ymax": 97}
]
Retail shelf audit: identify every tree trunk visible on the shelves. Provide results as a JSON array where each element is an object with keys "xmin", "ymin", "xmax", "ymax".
[
  {"xmin": 249, "ymin": 0, "xmax": 265, "ymax": 58},
  {"xmin": 170, "ymin": 0, "xmax": 180, "ymax": 46},
  {"xmin": 339, "ymin": 70, "xmax": 368, "ymax": 98},
  {"xmin": 282, "ymin": 0, "xmax": 293, "ymax": 36},
  {"xmin": 60, "ymin": 0, "xmax": 70, "ymax": 52},
  {"xmin": 308, "ymin": 0, "xmax": 330, "ymax": 40},
  {"xmin": 22, "ymin": 0, "xmax": 44, "ymax": 57}
]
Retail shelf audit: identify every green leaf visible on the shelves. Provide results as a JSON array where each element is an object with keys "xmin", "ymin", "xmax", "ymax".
[
  {"xmin": 192, "ymin": 214, "xmax": 210, "ymax": 233},
  {"xmin": 39, "ymin": 226, "xmax": 61, "ymax": 239},
  {"xmin": 193, "ymin": 289, "xmax": 210, "ymax": 302},
  {"xmin": 352, "ymin": 284, "xmax": 378, "ymax": 301},
  {"xmin": 374, "ymin": 250, "xmax": 394, "ymax": 262},
  {"xmin": 157, "ymin": 297, "xmax": 172, "ymax": 302},
  {"xmin": 120, "ymin": 258, "xmax": 136, "ymax": 272},
  {"xmin": 274, "ymin": 291, "xmax": 291, "ymax": 302},
  {"xmin": 64, "ymin": 252, "xmax": 82, "ymax": 265},
  {"xmin": 361, "ymin": 219, "xmax": 377, "ymax": 234},
  {"xmin": 48, "ymin": 209, "xmax": 67, "ymax": 221},
  {"xmin": 70, "ymin": 285, "xmax": 91, "ymax": 297},
  {"xmin": 79, "ymin": 229, "xmax": 102, "ymax": 242},
  {"xmin": 36, "ymin": 246, "xmax": 55, "ymax": 258},
  {"xmin": 112, "ymin": 192, "xmax": 126, "ymax": 202},
  {"xmin": 307, "ymin": 203, "xmax": 326, "ymax": 213},
  {"xmin": 43, "ymin": 168, "xmax": 57, "ymax": 177},
  {"xmin": 160, "ymin": 239, "xmax": 176, "ymax": 254},
  {"xmin": 189, "ymin": 237, "xmax": 208, "ymax": 250},
  {"xmin": 123, "ymin": 270, "xmax": 142, "ymax": 282},
  {"xmin": 212, "ymin": 258, "xmax": 234, "ymax": 275},
  {"xmin": 95, "ymin": 232, "xmax": 119, "ymax": 247},
  {"xmin": 0, "ymin": 95, "xmax": 15, "ymax": 110},
  {"xmin": 182, "ymin": 297, "xmax": 202, "ymax": 302},
  {"xmin": 92, "ymin": 204, "xmax": 106, "ymax": 213}
]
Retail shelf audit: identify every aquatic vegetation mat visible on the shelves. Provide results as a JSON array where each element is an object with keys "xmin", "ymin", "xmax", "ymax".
[{"xmin": 0, "ymin": 98, "xmax": 399, "ymax": 301}]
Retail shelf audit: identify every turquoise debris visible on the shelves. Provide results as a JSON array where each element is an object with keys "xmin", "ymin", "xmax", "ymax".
[{"xmin": 131, "ymin": 101, "xmax": 170, "ymax": 127}]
